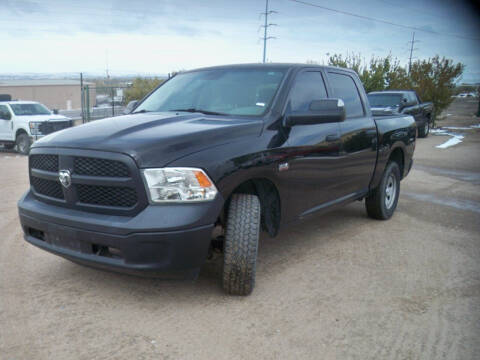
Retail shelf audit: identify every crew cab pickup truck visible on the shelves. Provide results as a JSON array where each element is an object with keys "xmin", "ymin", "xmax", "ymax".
[
  {"xmin": 18, "ymin": 64, "xmax": 416, "ymax": 295},
  {"xmin": 0, "ymin": 100, "xmax": 73, "ymax": 154},
  {"xmin": 368, "ymin": 90, "xmax": 433, "ymax": 138}
]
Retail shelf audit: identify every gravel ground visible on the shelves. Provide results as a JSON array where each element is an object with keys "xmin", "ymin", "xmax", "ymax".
[{"xmin": 1, "ymin": 98, "xmax": 479, "ymax": 360}]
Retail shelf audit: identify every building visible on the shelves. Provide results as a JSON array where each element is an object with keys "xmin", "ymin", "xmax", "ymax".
[{"xmin": 0, "ymin": 79, "xmax": 95, "ymax": 111}]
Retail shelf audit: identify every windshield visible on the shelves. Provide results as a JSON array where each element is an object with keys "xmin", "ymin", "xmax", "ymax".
[
  {"xmin": 368, "ymin": 94, "xmax": 403, "ymax": 108},
  {"xmin": 134, "ymin": 68, "xmax": 286, "ymax": 116},
  {"xmin": 10, "ymin": 103, "xmax": 51, "ymax": 116}
]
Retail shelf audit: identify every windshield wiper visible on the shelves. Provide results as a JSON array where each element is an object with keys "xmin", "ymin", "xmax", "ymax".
[{"xmin": 170, "ymin": 108, "xmax": 226, "ymax": 116}]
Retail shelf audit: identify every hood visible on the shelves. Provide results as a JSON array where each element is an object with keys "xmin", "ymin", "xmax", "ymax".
[
  {"xmin": 371, "ymin": 106, "xmax": 399, "ymax": 116},
  {"xmin": 33, "ymin": 112, "xmax": 263, "ymax": 167},
  {"xmin": 18, "ymin": 114, "xmax": 70, "ymax": 122}
]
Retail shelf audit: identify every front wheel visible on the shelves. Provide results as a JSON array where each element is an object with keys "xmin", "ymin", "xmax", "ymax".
[
  {"xmin": 16, "ymin": 133, "xmax": 31, "ymax": 155},
  {"xmin": 365, "ymin": 162, "xmax": 401, "ymax": 220},
  {"xmin": 222, "ymin": 194, "xmax": 261, "ymax": 296}
]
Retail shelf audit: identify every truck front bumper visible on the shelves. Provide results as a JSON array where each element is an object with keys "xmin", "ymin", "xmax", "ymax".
[{"xmin": 18, "ymin": 190, "xmax": 224, "ymax": 279}]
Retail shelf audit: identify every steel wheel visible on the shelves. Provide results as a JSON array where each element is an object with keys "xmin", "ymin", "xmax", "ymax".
[{"xmin": 384, "ymin": 174, "xmax": 397, "ymax": 209}]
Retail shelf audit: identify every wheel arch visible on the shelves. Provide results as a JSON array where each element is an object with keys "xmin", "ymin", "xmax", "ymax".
[
  {"xmin": 388, "ymin": 146, "xmax": 405, "ymax": 177},
  {"xmin": 15, "ymin": 127, "xmax": 29, "ymax": 139},
  {"xmin": 222, "ymin": 177, "xmax": 281, "ymax": 237}
]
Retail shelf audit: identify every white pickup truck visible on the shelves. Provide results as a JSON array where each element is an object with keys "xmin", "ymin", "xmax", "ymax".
[{"xmin": 0, "ymin": 100, "xmax": 73, "ymax": 154}]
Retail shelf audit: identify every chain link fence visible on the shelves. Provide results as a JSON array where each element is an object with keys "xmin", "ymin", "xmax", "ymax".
[{"xmin": 59, "ymin": 85, "xmax": 128, "ymax": 123}]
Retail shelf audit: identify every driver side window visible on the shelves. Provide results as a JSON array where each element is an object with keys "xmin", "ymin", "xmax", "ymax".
[{"xmin": 289, "ymin": 71, "xmax": 327, "ymax": 112}]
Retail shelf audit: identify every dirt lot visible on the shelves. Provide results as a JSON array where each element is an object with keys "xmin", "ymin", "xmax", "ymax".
[{"xmin": 1, "ymin": 98, "xmax": 479, "ymax": 359}]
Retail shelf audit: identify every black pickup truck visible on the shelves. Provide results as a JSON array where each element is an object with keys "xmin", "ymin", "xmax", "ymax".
[
  {"xmin": 18, "ymin": 64, "xmax": 416, "ymax": 295},
  {"xmin": 368, "ymin": 90, "xmax": 434, "ymax": 138}
]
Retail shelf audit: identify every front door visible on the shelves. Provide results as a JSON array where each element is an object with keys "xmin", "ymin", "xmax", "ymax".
[{"xmin": 281, "ymin": 70, "xmax": 343, "ymax": 218}]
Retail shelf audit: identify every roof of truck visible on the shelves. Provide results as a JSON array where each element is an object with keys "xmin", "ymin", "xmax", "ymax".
[
  {"xmin": 184, "ymin": 63, "xmax": 357, "ymax": 75},
  {"xmin": 368, "ymin": 90, "xmax": 416, "ymax": 95},
  {"xmin": 0, "ymin": 100, "xmax": 40, "ymax": 104}
]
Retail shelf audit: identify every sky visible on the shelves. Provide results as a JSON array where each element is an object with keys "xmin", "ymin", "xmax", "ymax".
[{"xmin": 1, "ymin": 0, "xmax": 480, "ymax": 83}]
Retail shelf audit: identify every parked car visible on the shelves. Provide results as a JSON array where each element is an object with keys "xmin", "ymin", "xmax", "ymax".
[
  {"xmin": 368, "ymin": 90, "xmax": 433, "ymax": 138},
  {"xmin": 0, "ymin": 100, "xmax": 73, "ymax": 154},
  {"xmin": 18, "ymin": 64, "xmax": 416, "ymax": 295}
]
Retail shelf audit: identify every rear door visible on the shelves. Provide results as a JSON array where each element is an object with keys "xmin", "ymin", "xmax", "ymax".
[
  {"xmin": 326, "ymin": 71, "xmax": 377, "ymax": 198},
  {"xmin": 282, "ymin": 69, "xmax": 343, "ymax": 217}
]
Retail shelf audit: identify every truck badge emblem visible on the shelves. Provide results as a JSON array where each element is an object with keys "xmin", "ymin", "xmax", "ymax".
[{"xmin": 59, "ymin": 170, "xmax": 71, "ymax": 188}]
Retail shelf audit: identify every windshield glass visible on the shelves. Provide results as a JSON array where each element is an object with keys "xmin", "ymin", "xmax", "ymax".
[
  {"xmin": 368, "ymin": 94, "xmax": 403, "ymax": 108},
  {"xmin": 134, "ymin": 68, "xmax": 286, "ymax": 116},
  {"xmin": 10, "ymin": 103, "xmax": 51, "ymax": 116}
]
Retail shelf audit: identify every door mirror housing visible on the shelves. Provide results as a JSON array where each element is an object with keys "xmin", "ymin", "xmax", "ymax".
[
  {"xmin": 0, "ymin": 112, "xmax": 11, "ymax": 120},
  {"xmin": 124, "ymin": 100, "xmax": 139, "ymax": 114},
  {"xmin": 52, "ymin": 109, "xmax": 59, "ymax": 114},
  {"xmin": 400, "ymin": 98, "xmax": 416, "ymax": 110},
  {"xmin": 285, "ymin": 99, "xmax": 346, "ymax": 127}
]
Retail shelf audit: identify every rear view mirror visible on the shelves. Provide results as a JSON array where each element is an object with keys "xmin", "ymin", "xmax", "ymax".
[
  {"xmin": 52, "ymin": 109, "xmax": 59, "ymax": 114},
  {"xmin": 285, "ymin": 98, "xmax": 346, "ymax": 127}
]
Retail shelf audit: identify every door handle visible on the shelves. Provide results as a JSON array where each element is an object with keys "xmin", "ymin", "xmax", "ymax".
[{"xmin": 326, "ymin": 134, "xmax": 340, "ymax": 142}]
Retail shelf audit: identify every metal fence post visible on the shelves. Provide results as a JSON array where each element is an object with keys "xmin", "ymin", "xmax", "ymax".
[{"xmin": 85, "ymin": 85, "xmax": 90, "ymax": 122}]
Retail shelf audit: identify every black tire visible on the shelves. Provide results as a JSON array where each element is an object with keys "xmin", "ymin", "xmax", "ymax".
[
  {"xmin": 3, "ymin": 143, "xmax": 15, "ymax": 150},
  {"xmin": 365, "ymin": 161, "xmax": 401, "ymax": 220},
  {"xmin": 16, "ymin": 133, "xmax": 31, "ymax": 155},
  {"xmin": 222, "ymin": 194, "xmax": 261, "ymax": 296},
  {"xmin": 418, "ymin": 121, "xmax": 430, "ymax": 138}
]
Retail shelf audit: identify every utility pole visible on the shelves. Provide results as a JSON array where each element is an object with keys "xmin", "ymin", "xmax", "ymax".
[
  {"xmin": 261, "ymin": 0, "xmax": 277, "ymax": 63},
  {"xmin": 408, "ymin": 32, "xmax": 419, "ymax": 75},
  {"xmin": 80, "ymin": 72, "xmax": 84, "ymax": 123}
]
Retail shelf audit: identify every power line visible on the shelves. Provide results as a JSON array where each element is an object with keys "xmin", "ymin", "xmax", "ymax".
[
  {"xmin": 287, "ymin": 0, "xmax": 480, "ymax": 41},
  {"xmin": 260, "ymin": 0, "xmax": 277, "ymax": 63}
]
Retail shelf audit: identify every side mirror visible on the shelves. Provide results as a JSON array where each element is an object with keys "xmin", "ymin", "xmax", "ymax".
[
  {"xmin": 0, "ymin": 112, "xmax": 11, "ymax": 120},
  {"xmin": 285, "ymin": 99, "xmax": 346, "ymax": 127},
  {"xmin": 400, "ymin": 99, "xmax": 415, "ymax": 110},
  {"xmin": 53, "ymin": 109, "xmax": 59, "ymax": 114},
  {"xmin": 124, "ymin": 100, "xmax": 139, "ymax": 114}
]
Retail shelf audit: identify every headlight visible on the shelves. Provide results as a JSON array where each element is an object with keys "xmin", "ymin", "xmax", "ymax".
[
  {"xmin": 142, "ymin": 168, "xmax": 218, "ymax": 203},
  {"xmin": 29, "ymin": 122, "xmax": 42, "ymax": 135}
]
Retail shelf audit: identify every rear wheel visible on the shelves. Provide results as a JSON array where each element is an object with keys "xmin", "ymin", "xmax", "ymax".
[
  {"xmin": 418, "ymin": 121, "xmax": 429, "ymax": 138},
  {"xmin": 222, "ymin": 194, "xmax": 261, "ymax": 296},
  {"xmin": 365, "ymin": 161, "xmax": 401, "ymax": 220},
  {"xmin": 16, "ymin": 133, "xmax": 30, "ymax": 155}
]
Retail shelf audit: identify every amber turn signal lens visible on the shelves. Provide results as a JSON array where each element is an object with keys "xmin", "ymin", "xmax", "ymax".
[{"xmin": 194, "ymin": 171, "xmax": 213, "ymax": 188}]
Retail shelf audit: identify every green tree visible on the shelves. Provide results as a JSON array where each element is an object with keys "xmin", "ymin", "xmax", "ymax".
[
  {"xmin": 124, "ymin": 77, "xmax": 164, "ymax": 103},
  {"xmin": 409, "ymin": 56, "xmax": 464, "ymax": 117},
  {"xmin": 327, "ymin": 53, "xmax": 464, "ymax": 119}
]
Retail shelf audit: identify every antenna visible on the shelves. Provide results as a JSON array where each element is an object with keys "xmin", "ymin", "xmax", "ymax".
[{"xmin": 260, "ymin": 0, "xmax": 278, "ymax": 63}]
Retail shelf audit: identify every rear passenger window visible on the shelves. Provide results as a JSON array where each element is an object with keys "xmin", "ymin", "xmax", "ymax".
[
  {"xmin": 328, "ymin": 73, "xmax": 364, "ymax": 118},
  {"xmin": 289, "ymin": 71, "xmax": 328, "ymax": 112}
]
